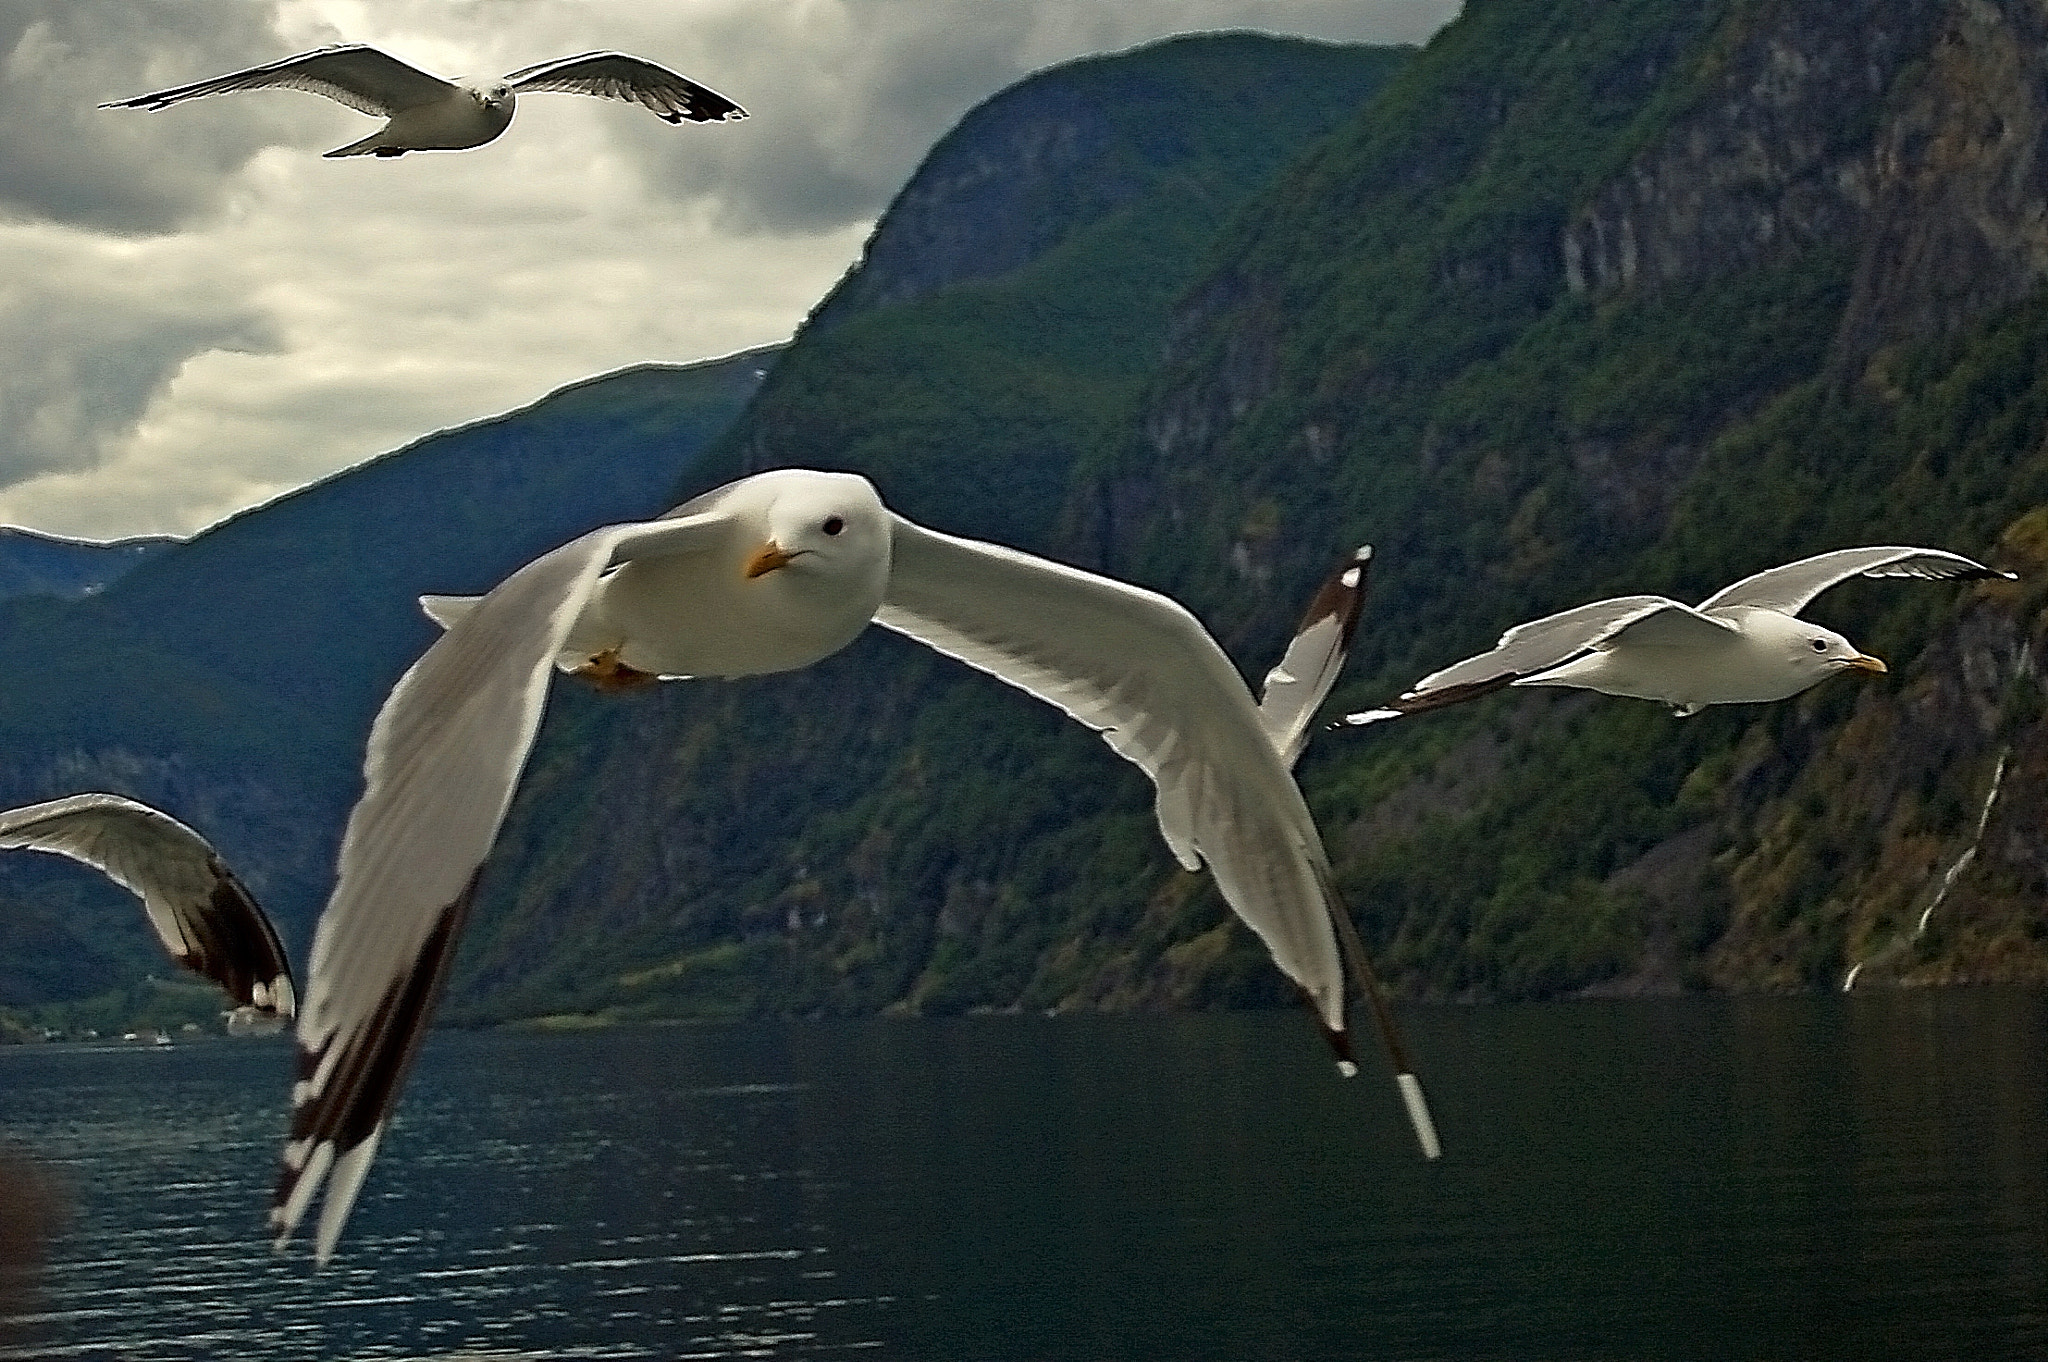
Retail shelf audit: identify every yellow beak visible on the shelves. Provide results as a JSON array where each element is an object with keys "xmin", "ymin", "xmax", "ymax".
[
  {"xmin": 743, "ymin": 540, "xmax": 797, "ymax": 579},
  {"xmin": 1847, "ymin": 653, "xmax": 1888, "ymax": 674}
]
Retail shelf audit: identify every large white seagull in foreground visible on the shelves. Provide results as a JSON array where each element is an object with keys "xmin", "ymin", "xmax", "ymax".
[
  {"xmin": 272, "ymin": 470, "xmax": 1436, "ymax": 1262},
  {"xmin": 1345, "ymin": 546, "xmax": 2010, "ymax": 726},
  {"xmin": 102, "ymin": 45, "xmax": 744, "ymax": 158}
]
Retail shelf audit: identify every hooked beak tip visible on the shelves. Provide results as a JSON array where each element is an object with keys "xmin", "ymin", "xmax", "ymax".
[
  {"xmin": 744, "ymin": 541, "xmax": 796, "ymax": 579},
  {"xmin": 1849, "ymin": 653, "xmax": 1889, "ymax": 674}
]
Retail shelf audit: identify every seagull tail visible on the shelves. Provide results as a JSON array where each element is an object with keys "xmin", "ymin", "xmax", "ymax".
[{"xmin": 325, "ymin": 130, "xmax": 398, "ymax": 158}]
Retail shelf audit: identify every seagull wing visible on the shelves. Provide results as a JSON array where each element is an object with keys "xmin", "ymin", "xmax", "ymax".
[
  {"xmin": 1259, "ymin": 547, "xmax": 1372, "ymax": 768},
  {"xmin": 101, "ymin": 45, "xmax": 453, "ymax": 116},
  {"xmin": 1697, "ymin": 546, "xmax": 2011, "ymax": 615},
  {"xmin": 503, "ymin": 52, "xmax": 746, "ymax": 122},
  {"xmin": 0, "ymin": 794, "xmax": 293, "ymax": 1018},
  {"xmin": 272, "ymin": 510, "xmax": 731, "ymax": 1264},
  {"xmin": 1347, "ymin": 595, "xmax": 1684, "ymax": 724},
  {"xmin": 878, "ymin": 516, "xmax": 1438, "ymax": 1156}
]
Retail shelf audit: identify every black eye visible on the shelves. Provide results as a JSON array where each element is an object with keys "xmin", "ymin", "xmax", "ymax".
[
  {"xmin": 822, "ymin": 516, "xmax": 845, "ymax": 536},
  {"xmin": 1810, "ymin": 638, "xmax": 1827, "ymax": 653}
]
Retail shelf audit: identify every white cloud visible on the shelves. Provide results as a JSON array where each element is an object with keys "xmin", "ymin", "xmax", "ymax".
[{"xmin": 0, "ymin": 0, "xmax": 1456, "ymax": 539}]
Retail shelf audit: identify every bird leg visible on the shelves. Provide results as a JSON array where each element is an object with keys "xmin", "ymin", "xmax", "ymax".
[{"xmin": 574, "ymin": 647, "xmax": 659, "ymax": 693}]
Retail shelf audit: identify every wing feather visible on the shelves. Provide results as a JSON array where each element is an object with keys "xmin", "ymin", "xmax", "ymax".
[
  {"xmin": 1697, "ymin": 546, "xmax": 2011, "ymax": 615},
  {"xmin": 273, "ymin": 511, "xmax": 729, "ymax": 1263},
  {"xmin": 1258, "ymin": 547, "xmax": 1371, "ymax": 768},
  {"xmin": 0, "ymin": 794, "xmax": 293, "ymax": 1018},
  {"xmin": 102, "ymin": 45, "xmax": 453, "ymax": 117},
  {"xmin": 878, "ymin": 515, "xmax": 1345, "ymax": 1026},
  {"xmin": 503, "ymin": 52, "xmax": 745, "ymax": 122}
]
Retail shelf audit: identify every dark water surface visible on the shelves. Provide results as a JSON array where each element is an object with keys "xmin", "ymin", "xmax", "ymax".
[{"xmin": 0, "ymin": 991, "xmax": 2043, "ymax": 1360}]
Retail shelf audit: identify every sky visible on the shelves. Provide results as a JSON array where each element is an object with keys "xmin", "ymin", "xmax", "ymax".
[{"xmin": 0, "ymin": 0, "xmax": 1458, "ymax": 541}]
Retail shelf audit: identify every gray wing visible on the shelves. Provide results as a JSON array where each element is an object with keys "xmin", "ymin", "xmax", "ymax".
[
  {"xmin": 272, "ymin": 510, "xmax": 729, "ymax": 1264},
  {"xmin": 1345, "ymin": 595, "xmax": 1687, "ymax": 724},
  {"xmin": 1259, "ymin": 547, "xmax": 1371, "ymax": 768},
  {"xmin": 1697, "ymin": 546, "xmax": 2012, "ymax": 615},
  {"xmin": 100, "ymin": 45, "xmax": 452, "ymax": 116},
  {"xmin": 503, "ymin": 52, "xmax": 745, "ymax": 122},
  {"xmin": 0, "ymin": 794, "xmax": 293, "ymax": 1018},
  {"xmin": 879, "ymin": 516, "xmax": 1438, "ymax": 1156}
]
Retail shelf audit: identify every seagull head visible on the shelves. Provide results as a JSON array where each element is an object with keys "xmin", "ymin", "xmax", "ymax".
[
  {"xmin": 466, "ymin": 81, "xmax": 515, "ymax": 113},
  {"xmin": 1761, "ymin": 612, "xmax": 1887, "ymax": 685},
  {"xmin": 737, "ymin": 470, "xmax": 890, "ymax": 586}
]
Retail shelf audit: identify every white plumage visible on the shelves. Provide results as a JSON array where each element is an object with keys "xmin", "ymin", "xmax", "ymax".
[
  {"xmin": 273, "ymin": 471, "xmax": 1435, "ymax": 1263},
  {"xmin": 1345, "ymin": 546, "xmax": 2011, "ymax": 726},
  {"xmin": 102, "ymin": 45, "xmax": 744, "ymax": 158},
  {"xmin": 0, "ymin": 793, "xmax": 294, "ymax": 1021}
]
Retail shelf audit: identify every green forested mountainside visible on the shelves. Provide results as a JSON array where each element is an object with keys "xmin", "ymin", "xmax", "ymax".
[
  {"xmin": 0, "ymin": 353, "xmax": 772, "ymax": 1013},
  {"xmin": 0, "ymin": 529, "xmax": 173, "ymax": 601},
  {"xmin": 451, "ymin": 0, "xmax": 2048, "ymax": 1028}
]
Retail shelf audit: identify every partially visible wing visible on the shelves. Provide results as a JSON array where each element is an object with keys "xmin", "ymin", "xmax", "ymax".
[
  {"xmin": 879, "ymin": 516, "xmax": 1438, "ymax": 1157},
  {"xmin": 273, "ymin": 510, "xmax": 729, "ymax": 1264},
  {"xmin": 1345, "ymin": 595, "xmax": 1688, "ymax": 724},
  {"xmin": 1259, "ymin": 547, "xmax": 1372, "ymax": 768},
  {"xmin": 503, "ymin": 52, "xmax": 745, "ymax": 122},
  {"xmin": 0, "ymin": 794, "xmax": 293, "ymax": 1019},
  {"xmin": 1697, "ymin": 546, "xmax": 2012, "ymax": 615},
  {"xmin": 101, "ymin": 45, "xmax": 453, "ymax": 116}
]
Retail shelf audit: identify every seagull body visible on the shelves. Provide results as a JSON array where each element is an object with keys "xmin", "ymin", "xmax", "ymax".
[
  {"xmin": 0, "ymin": 793, "xmax": 294, "ymax": 1022},
  {"xmin": 102, "ymin": 46, "xmax": 744, "ymax": 158},
  {"xmin": 1347, "ymin": 546, "xmax": 2011, "ymax": 726},
  {"xmin": 276, "ymin": 470, "xmax": 1435, "ymax": 1262}
]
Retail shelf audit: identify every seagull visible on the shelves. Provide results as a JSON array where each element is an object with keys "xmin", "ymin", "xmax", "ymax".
[
  {"xmin": 101, "ymin": 45, "xmax": 744, "ymax": 158},
  {"xmin": 0, "ymin": 793, "xmax": 294, "ymax": 1022},
  {"xmin": 272, "ymin": 470, "xmax": 1437, "ymax": 1262},
  {"xmin": 1343, "ymin": 546, "xmax": 2012, "ymax": 727}
]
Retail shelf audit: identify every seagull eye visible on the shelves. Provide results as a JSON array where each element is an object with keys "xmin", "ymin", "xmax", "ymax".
[
  {"xmin": 822, "ymin": 516, "xmax": 845, "ymax": 536},
  {"xmin": 1810, "ymin": 638, "xmax": 1828, "ymax": 653}
]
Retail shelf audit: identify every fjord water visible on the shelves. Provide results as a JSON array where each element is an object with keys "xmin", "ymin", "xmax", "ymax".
[{"xmin": 1, "ymin": 992, "xmax": 2042, "ymax": 1360}]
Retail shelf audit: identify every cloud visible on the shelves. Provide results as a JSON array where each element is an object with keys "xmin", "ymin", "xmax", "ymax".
[
  {"xmin": 0, "ymin": 0, "xmax": 1457, "ymax": 539},
  {"xmin": 0, "ymin": 0, "xmax": 332, "ymax": 234},
  {"xmin": 0, "ymin": 232, "xmax": 279, "ymax": 487}
]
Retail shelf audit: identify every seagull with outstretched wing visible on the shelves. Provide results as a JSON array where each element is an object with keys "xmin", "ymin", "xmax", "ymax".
[
  {"xmin": 102, "ymin": 45, "xmax": 743, "ymax": 158},
  {"xmin": 273, "ymin": 471, "xmax": 1437, "ymax": 1263},
  {"xmin": 0, "ymin": 793, "xmax": 294, "ymax": 1023},
  {"xmin": 1344, "ymin": 546, "xmax": 2011, "ymax": 727}
]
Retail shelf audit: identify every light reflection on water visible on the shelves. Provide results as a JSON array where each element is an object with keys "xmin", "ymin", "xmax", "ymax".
[{"xmin": 0, "ymin": 991, "xmax": 2043, "ymax": 1360}]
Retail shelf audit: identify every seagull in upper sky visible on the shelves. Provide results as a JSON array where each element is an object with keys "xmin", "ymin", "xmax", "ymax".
[
  {"xmin": 101, "ymin": 45, "xmax": 744, "ymax": 158},
  {"xmin": 1343, "ymin": 546, "xmax": 2011, "ymax": 727},
  {"xmin": 0, "ymin": 793, "xmax": 295, "ymax": 1024},
  {"xmin": 270, "ymin": 469, "xmax": 1436, "ymax": 1263}
]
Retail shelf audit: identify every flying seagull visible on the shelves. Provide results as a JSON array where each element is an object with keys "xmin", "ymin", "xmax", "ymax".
[
  {"xmin": 0, "ymin": 793, "xmax": 294, "ymax": 1022},
  {"xmin": 1344, "ymin": 546, "xmax": 2011, "ymax": 726},
  {"xmin": 272, "ymin": 471, "xmax": 1437, "ymax": 1262},
  {"xmin": 101, "ymin": 45, "xmax": 744, "ymax": 158}
]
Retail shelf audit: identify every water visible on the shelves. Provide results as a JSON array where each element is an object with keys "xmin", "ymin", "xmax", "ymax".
[{"xmin": 0, "ymin": 992, "xmax": 2043, "ymax": 1360}]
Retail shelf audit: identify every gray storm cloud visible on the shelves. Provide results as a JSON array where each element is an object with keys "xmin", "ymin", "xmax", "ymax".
[
  {"xmin": 0, "ymin": 0, "xmax": 316, "ymax": 235},
  {"xmin": 0, "ymin": 282, "xmax": 278, "ymax": 486}
]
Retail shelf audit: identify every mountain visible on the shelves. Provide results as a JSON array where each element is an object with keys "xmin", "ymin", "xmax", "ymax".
[
  {"xmin": 0, "ymin": 528, "xmax": 174, "ymax": 600},
  {"xmin": 0, "ymin": 350, "xmax": 774, "ymax": 1011},
  {"xmin": 447, "ymin": 0, "xmax": 2048, "ymax": 1027}
]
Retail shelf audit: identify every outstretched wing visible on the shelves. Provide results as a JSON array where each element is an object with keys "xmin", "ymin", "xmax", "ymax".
[
  {"xmin": 101, "ymin": 45, "xmax": 453, "ymax": 116},
  {"xmin": 1258, "ymin": 547, "xmax": 1372, "ymax": 768},
  {"xmin": 879, "ymin": 516, "xmax": 1437, "ymax": 1157},
  {"xmin": 272, "ymin": 510, "xmax": 729, "ymax": 1264},
  {"xmin": 1697, "ymin": 546, "xmax": 2011, "ymax": 615},
  {"xmin": 1345, "ymin": 594, "xmax": 1691, "ymax": 724},
  {"xmin": 0, "ymin": 793, "xmax": 293, "ymax": 1018},
  {"xmin": 503, "ymin": 52, "xmax": 745, "ymax": 122}
]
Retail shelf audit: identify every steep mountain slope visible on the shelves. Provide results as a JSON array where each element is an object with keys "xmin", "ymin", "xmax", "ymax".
[
  {"xmin": 0, "ymin": 351, "xmax": 773, "ymax": 1009},
  {"xmin": 454, "ymin": 0, "xmax": 2048, "ymax": 1024},
  {"xmin": 446, "ymin": 33, "xmax": 1415, "ymax": 1022}
]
